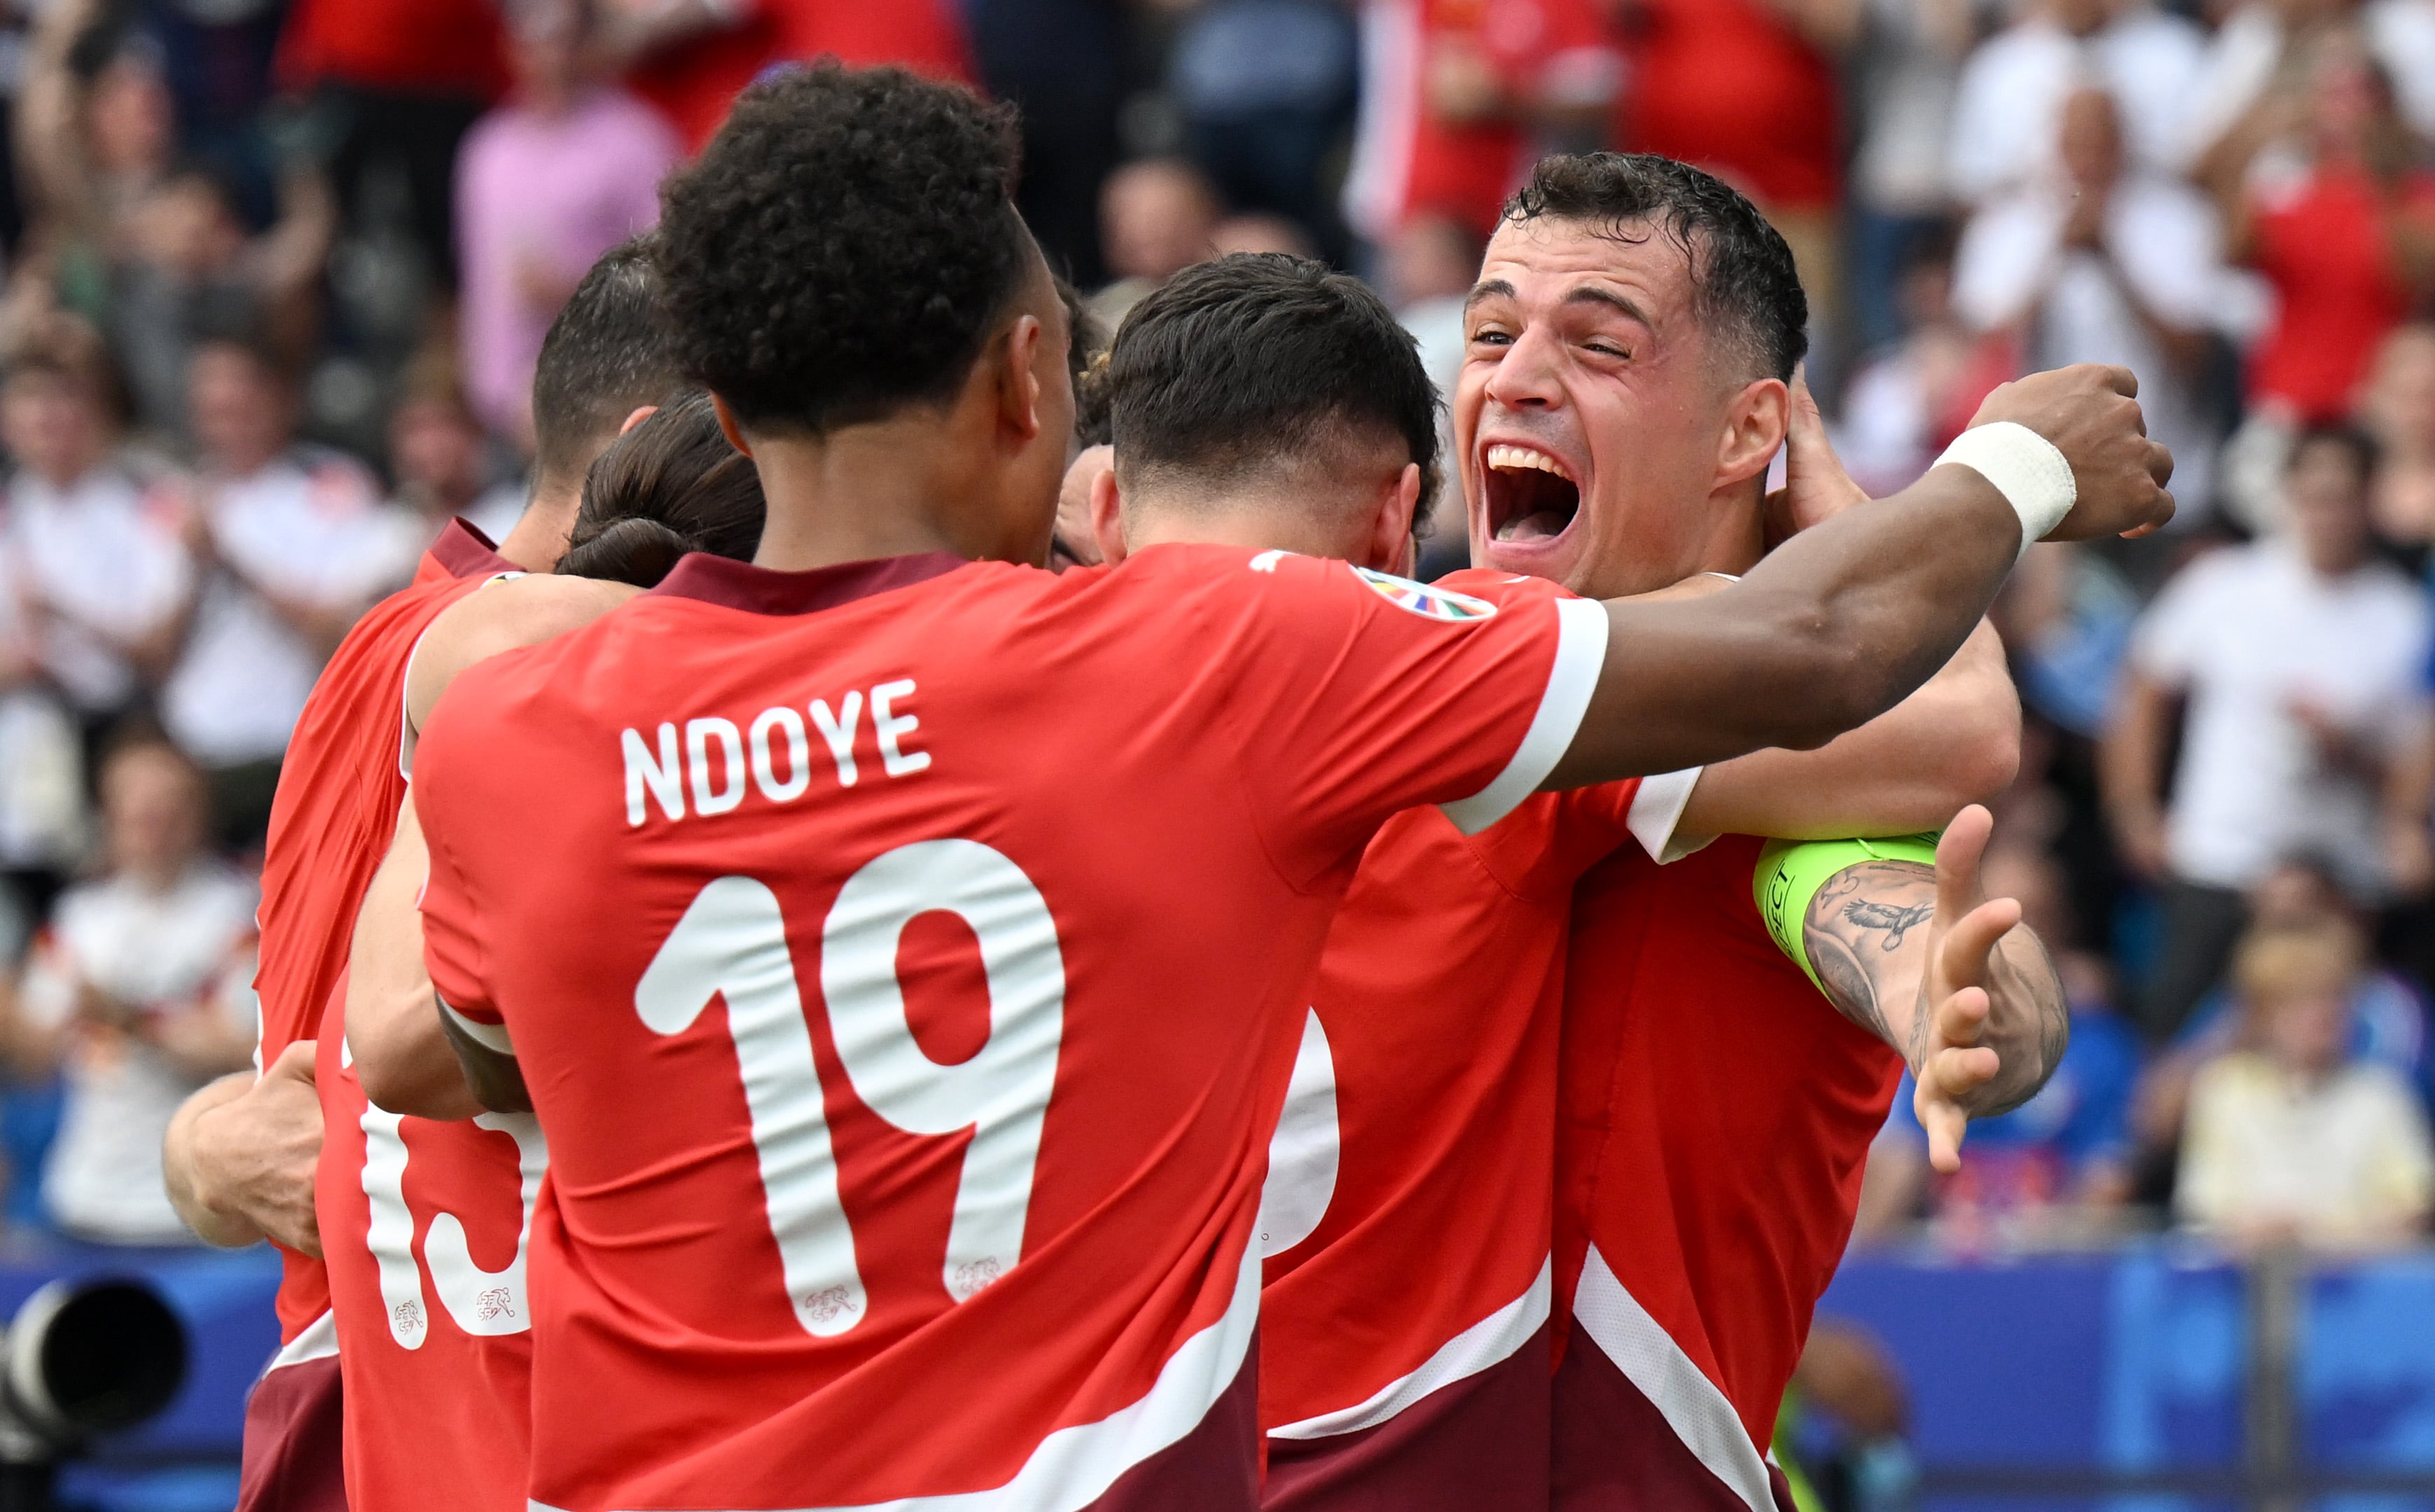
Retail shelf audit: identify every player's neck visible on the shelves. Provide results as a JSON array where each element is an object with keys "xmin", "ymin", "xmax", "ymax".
[
  {"xmin": 1693, "ymin": 479, "xmax": 1767, "ymax": 578},
  {"xmin": 1125, "ymin": 498, "xmax": 1380, "ymax": 568},
  {"xmin": 497, "ymin": 484, "xmax": 581, "ymax": 573},
  {"xmin": 747, "ymin": 422, "xmax": 1008, "ymax": 572}
]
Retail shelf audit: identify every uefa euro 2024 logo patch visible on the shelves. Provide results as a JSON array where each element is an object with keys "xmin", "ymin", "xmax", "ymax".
[{"xmin": 1350, "ymin": 566, "xmax": 1499, "ymax": 623}]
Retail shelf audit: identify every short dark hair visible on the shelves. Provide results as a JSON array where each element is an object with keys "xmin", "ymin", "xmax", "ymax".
[
  {"xmin": 559, "ymin": 391, "xmax": 768, "ymax": 587},
  {"xmin": 1506, "ymin": 153, "xmax": 1808, "ymax": 382},
  {"xmin": 655, "ymin": 63, "xmax": 1030, "ymax": 436},
  {"xmin": 532, "ymin": 237, "xmax": 682, "ymax": 491},
  {"xmin": 2289, "ymin": 422, "xmax": 2379, "ymax": 485},
  {"xmin": 1107, "ymin": 253, "xmax": 1440, "ymax": 513}
]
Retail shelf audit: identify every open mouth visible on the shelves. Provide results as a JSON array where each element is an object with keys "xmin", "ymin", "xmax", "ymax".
[{"xmin": 1482, "ymin": 443, "xmax": 1581, "ymax": 544}]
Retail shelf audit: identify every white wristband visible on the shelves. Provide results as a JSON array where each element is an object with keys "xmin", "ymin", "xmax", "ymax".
[{"xmin": 1933, "ymin": 422, "xmax": 2076, "ymax": 560}]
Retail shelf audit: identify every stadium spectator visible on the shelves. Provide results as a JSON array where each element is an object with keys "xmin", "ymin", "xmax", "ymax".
[
  {"xmin": 2181, "ymin": 0, "xmax": 2435, "ymax": 181},
  {"xmin": 275, "ymin": 0, "xmax": 511, "ymax": 291},
  {"xmin": 2176, "ymin": 917, "xmax": 2435, "ymax": 1250},
  {"xmin": 0, "ymin": 529, "xmax": 83, "ymax": 931},
  {"xmin": 455, "ymin": 0, "xmax": 678, "ymax": 452},
  {"xmin": 0, "ymin": 348, "xmax": 190, "ymax": 735},
  {"xmin": 159, "ymin": 337, "xmax": 417, "ymax": 850},
  {"xmin": 1950, "ymin": 85, "xmax": 2228, "ymax": 513},
  {"xmin": 2361, "ymin": 321, "xmax": 2435, "ymax": 549},
  {"xmin": 9, "ymin": 4, "xmax": 176, "ymax": 324},
  {"xmin": 1170, "ymin": 0, "xmax": 1359, "ymax": 261},
  {"xmin": 5, "ymin": 735, "xmax": 255, "ymax": 1246},
  {"xmin": 1090, "ymin": 156, "xmax": 1223, "ymax": 330},
  {"xmin": 1843, "ymin": 0, "xmax": 1977, "ymax": 356},
  {"xmin": 1946, "ymin": 0, "xmax": 2205, "ymax": 207},
  {"xmin": 2217, "ymin": 32, "xmax": 2435, "ymax": 429},
  {"xmin": 1836, "ymin": 226, "xmax": 2018, "ymax": 499},
  {"xmin": 1339, "ymin": 0, "xmax": 1616, "ymax": 251},
  {"xmin": 386, "ymin": 359, "xmax": 527, "ymax": 545},
  {"xmin": 2103, "ymin": 424, "xmax": 2435, "ymax": 1042},
  {"xmin": 108, "ymin": 162, "xmax": 334, "ymax": 441},
  {"xmin": 1607, "ymin": 0, "xmax": 1847, "ymax": 315},
  {"xmin": 966, "ymin": 0, "xmax": 1127, "ymax": 285}
]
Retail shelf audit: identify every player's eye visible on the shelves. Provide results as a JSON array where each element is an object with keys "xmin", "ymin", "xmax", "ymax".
[
  {"xmin": 1469, "ymin": 326, "xmax": 1513, "ymax": 348},
  {"xmin": 1583, "ymin": 341, "xmax": 1630, "ymax": 361}
]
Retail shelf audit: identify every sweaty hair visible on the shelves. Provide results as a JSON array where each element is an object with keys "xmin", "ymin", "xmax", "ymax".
[
  {"xmin": 532, "ymin": 237, "xmax": 683, "ymax": 492},
  {"xmin": 655, "ymin": 63, "xmax": 1030, "ymax": 436},
  {"xmin": 557, "ymin": 391, "xmax": 767, "ymax": 587},
  {"xmin": 1505, "ymin": 153, "xmax": 1808, "ymax": 382},
  {"xmin": 1107, "ymin": 253, "xmax": 1440, "ymax": 515}
]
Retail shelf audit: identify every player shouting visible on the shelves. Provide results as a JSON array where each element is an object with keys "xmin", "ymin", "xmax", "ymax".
[
  {"xmin": 160, "ymin": 238, "xmax": 681, "ymax": 1512},
  {"xmin": 1434, "ymin": 153, "xmax": 2066, "ymax": 1511},
  {"xmin": 1077, "ymin": 251, "xmax": 2059, "ymax": 1509},
  {"xmin": 375, "ymin": 63, "xmax": 2167, "ymax": 1512}
]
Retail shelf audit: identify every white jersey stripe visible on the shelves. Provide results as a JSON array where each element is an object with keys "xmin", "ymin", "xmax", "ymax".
[
  {"xmin": 1440, "ymin": 596, "xmax": 1609, "ymax": 835},
  {"xmin": 1570, "ymin": 1244, "xmax": 1774, "ymax": 1512},
  {"xmin": 440, "ymin": 997, "xmax": 515, "ymax": 1056},
  {"xmin": 261, "ymin": 1308, "xmax": 340, "ymax": 1375},
  {"xmin": 529, "ymin": 1224, "xmax": 1263, "ymax": 1512},
  {"xmin": 1268, "ymin": 1256, "xmax": 1551, "ymax": 1441},
  {"xmin": 1626, "ymin": 766, "xmax": 1708, "ymax": 864}
]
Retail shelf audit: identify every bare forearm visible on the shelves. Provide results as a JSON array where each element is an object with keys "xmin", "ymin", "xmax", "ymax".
[
  {"xmin": 1680, "ymin": 618, "xmax": 2020, "ymax": 840},
  {"xmin": 348, "ymin": 799, "xmax": 482, "ymax": 1120},
  {"xmin": 1557, "ymin": 466, "xmax": 2021, "ymax": 784},
  {"xmin": 1805, "ymin": 861, "xmax": 2067, "ymax": 1114}
]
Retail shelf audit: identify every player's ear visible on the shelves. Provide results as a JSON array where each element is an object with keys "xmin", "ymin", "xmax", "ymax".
[
  {"xmin": 618, "ymin": 404, "xmax": 658, "ymax": 436},
  {"xmin": 1365, "ymin": 462, "xmax": 1423, "ymax": 574},
  {"xmin": 1715, "ymin": 377, "xmax": 1789, "ymax": 490},
  {"xmin": 708, "ymin": 394, "xmax": 754, "ymax": 459},
  {"xmin": 995, "ymin": 314, "xmax": 1046, "ymax": 447},
  {"xmin": 1090, "ymin": 462, "xmax": 1128, "ymax": 564}
]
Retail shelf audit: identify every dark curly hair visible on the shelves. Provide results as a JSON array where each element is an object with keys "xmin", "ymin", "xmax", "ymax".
[
  {"xmin": 1505, "ymin": 153, "xmax": 1808, "ymax": 383},
  {"xmin": 655, "ymin": 62, "xmax": 1030, "ymax": 436},
  {"xmin": 1109, "ymin": 254, "xmax": 1441, "ymax": 518},
  {"xmin": 559, "ymin": 391, "xmax": 767, "ymax": 587}
]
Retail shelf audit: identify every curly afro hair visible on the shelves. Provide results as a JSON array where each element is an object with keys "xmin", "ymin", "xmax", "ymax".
[{"xmin": 656, "ymin": 62, "xmax": 1030, "ymax": 435}]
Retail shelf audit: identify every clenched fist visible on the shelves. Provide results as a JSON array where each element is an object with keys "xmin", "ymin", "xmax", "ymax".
[{"xmin": 1970, "ymin": 364, "xmax": 2176, "ymax": 543}]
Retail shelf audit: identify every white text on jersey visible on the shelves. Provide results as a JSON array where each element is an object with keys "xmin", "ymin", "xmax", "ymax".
[{"xmin": 621, "ymin": 679, "xmax": 930, "ymax": 827}]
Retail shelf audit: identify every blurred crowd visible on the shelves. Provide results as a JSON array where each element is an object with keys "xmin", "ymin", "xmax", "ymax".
[{"xmin": 0, "ymin": 0, "xmax": 2425, "ymax": 1257}]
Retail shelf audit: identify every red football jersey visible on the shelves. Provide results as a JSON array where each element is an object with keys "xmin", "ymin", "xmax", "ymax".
[
  {"xmin": 242, "ymin": 520, "xmax": 512, "ymax": 1512},
  {"xmin": 1551, "ymin": 837, "xmax": 1901, "ymax": 1511},
  {"xmin": 413, "ymin": 544, "xmax": 1608, "ymax": 1511},
  {"xmin": 255, "ymin": 519, "xmax": 513, "ymax": 1342},
  {"xmin": 1258, "ymin": 740, "xmax": 1696, "ymax": 1510}
]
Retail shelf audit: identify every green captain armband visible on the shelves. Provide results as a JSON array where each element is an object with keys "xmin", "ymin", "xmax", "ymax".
[{"xmin": 1753, "ymin": 832, "xmax": 1943, "ymax": 994}]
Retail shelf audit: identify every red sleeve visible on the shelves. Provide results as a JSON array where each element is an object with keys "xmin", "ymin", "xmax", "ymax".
[
  {"xmin": 1159, "ymin": 548, "xmax": 1609, "ymax": 889},
  {"xmin": 413, "ymin": 672, "xmax": 504, "ymax": 1038}
]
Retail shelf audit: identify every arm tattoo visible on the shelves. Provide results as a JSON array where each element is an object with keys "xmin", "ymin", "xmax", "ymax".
[{"xmin": 1801, "ymin": 861, "xmax": 1937, "ymax": 1052}]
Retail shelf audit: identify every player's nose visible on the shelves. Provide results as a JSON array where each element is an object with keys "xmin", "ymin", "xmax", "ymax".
[{"xmin": 1482, "ymin": 326, "xmax": 1567, "ymax": 411}]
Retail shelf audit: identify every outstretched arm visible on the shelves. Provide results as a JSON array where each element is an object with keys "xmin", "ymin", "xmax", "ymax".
[
  {"xmin": 1548, "ymin": 366, "xmax": 2170, "ymax": 788},
  {"xmin": 1765, "ymin": 807, "xmax": 2068, "ymax": 1169}
]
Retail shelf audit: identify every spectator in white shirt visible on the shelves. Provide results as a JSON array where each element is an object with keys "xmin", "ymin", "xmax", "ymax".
[
  {"xmin": 2104, "ymin": 425, "xmax": 2435, "ymax": 1041},
  {"xmin": 160, "ymin": 337, "xmax": 422, "ymax": 850},
  {"xmin": 386, "ymin": 361, "xmax": 527, "ymax": 547},
  {"xmin": 7, "ymin": 735, "xmax": 256, "ymax": 1245},
  {"xmin": 2177, "ymin": 918, "xmax": 2435, "ymax": 1250},
  {"xmin": 0, "ymin": 349, "xmax": 191, "ymax": 733},
  {"xmin": 2181, "ymin": 0, "xmax": 2435, "ymax": 182},
  {"xmin": 1952, "ymin": 86, "xmax": 2228, "ymax": 513},
  {"xmin": 1946, "ymin": 0, "xmax": 2205, "ymax": 206}
]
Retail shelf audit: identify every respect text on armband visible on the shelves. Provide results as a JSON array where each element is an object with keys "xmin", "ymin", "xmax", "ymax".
[{"xmin": 619, "ymin": 679, "xmax": 931, "ymax": 827}]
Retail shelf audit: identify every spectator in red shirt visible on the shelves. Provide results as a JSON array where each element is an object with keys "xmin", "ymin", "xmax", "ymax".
[
  {"xmin": 1609, "ymin": 0, "xmax": 1850, "ymax": 318},
  {"xmin": 616, "ymin": 0, "xmax": 971, "ymax": 153},
  {"xmin": 275, "ymin": 0, "xmax": 510, "ymax": 291},
  {"xmin": 2226, "ymin": 28, "xmax": 2435, "ymax": 426}
]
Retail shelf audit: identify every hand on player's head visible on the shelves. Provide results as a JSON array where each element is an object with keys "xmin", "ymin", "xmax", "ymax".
[
  {"xmin": 1969, "ymin": 364, "xmax": 2176, "ymax": 544},
  {"xmin": 1913, "ymin": 805, "xmax": 2025, "ymax": 1173}
]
